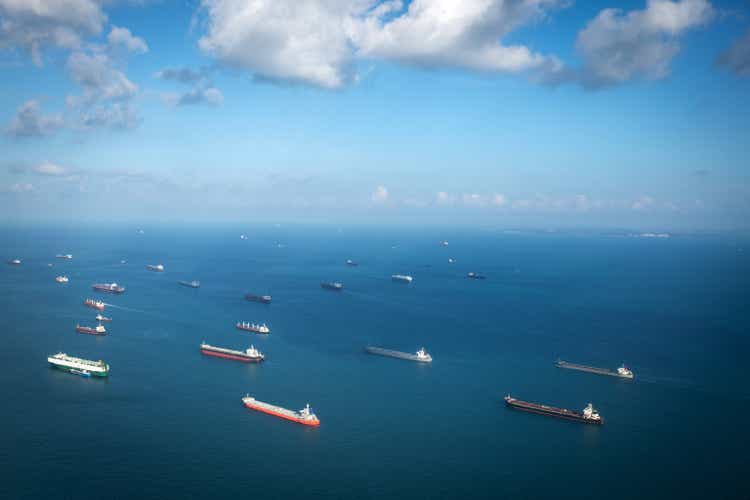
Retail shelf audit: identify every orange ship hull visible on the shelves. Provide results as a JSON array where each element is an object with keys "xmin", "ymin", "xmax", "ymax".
[{"xmin": 242, "ymin": 401, "xmax": 320, "ymax": 427}]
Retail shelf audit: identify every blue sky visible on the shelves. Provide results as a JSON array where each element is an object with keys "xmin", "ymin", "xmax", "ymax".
[{"xmin": 1, "ymin": 0, "xmax": 748, "ymax": 230}]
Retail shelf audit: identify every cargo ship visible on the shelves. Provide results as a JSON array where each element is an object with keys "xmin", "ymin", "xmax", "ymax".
[
  {"xmin": 55, "ymin": 275, "xmax": 69, "ymax": 283},
  {"xmin": 95, "ymin": 314, "xmax": 112, "ymax": 322},
  {"xmin": 467, "ymin": 272, "xmax": 486, "ymax": 280},
  {"xmin": 245, "ymin": 293, "xmax": 272, "ymax": 304},
  {"xmin": 556, "ymin": 359, "xmax": 634, "ymax": 379},
  {"xmin": 84, "ymin": 298, "xmax": 105, "ymax": 311},
  {"xmin": 8, "ymin": 259, "xmax": 21, "ymax": 265},
  {"xmin": 92, "ymin": 282, "xmax": 125, "ymax": 294},
  {"xmin": 146, "ymin": 264, "xmax": 164, "ymax": 272},
  {"xmin": 76, "ymin": 323, "xmax": 106, "ymax": 335},
  {"xmin": 56, "ymin": 254, "xmax": 73, "ymax": 260},
  {"xmin": 178, "ymin": 280, "xmax": 200, "ymax": 288},
  {"xmin": 503, "ymin": 395, "xmax": 603, "ymax": 425},
  {"xmin": 241, "ymin": 395, "xmax": 319, "ymax": 427},
  {"xmin": 236, "ymin": 321, "xmax": 270, "ymax": 334},
  {"xmin": 365, "ymin": 346, "xmax": 432, "ymax": 363},
  {"xmin": 200, "ymin": 342, "xmax": 264, "ymax": 362},
  {"xmin": 346, "ymin": 259, "xmax": 358, "ymax": 266},
  {"xmin": 48, "ymin": 353, "xmax": 109, "ymax": 377},
  {"xmin": 321, "ymin": 281, "xmax": 343, "ymax": 291},
  {"xmin": 391, "ymin": 274, "xmax": 413, "ymax": 283}
]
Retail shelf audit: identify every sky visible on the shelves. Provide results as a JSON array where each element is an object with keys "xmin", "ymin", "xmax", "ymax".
[{"xmin": 0, "ymin": 0, "xmax": 749, "ymax": 230}]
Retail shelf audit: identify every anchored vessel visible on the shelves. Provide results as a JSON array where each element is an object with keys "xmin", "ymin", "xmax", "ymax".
[
  {"xmin": 504, "ymin": 395, "xmax": 603, "ymax": 425},
  {"xmin": 48, "ymin": 353, "xmax": 109, "ymax": 377},
  {"xmin": 92, "ymin": 282, "xmax": 125, "ymax": 294},
  {"xmin": 365, "ymin": 346, "xmax": 432, "ymax": 363},
  {"xmin": 236, "ymin": 322, "xmax": 270, "ymax": 334},
  {"xmin": 441, "ymin": 240, "xmax": 449, "ymax": 246},
  {"xmin": 346, "ymin": 259, "xmax": 358, "ymax": 266},
  {"xmin": 556, "ymin": 359, "xmax": 634, "ymax": 379},
  {"xmin": 55, "ymin": 275, "xmax": 69, "ymax": 283},
  {"xmin": 241, "ymin": 395, "xmax": 319, "ymax": 426},
  {"xmin": 95, "ymin": 314, "xmax": 112, "ymax": 322},
  {"xmin": 8, "ymin": 259, "xmax": 21, "ymax": 265},
  {"xmin": 84, "ymin": 298, "xmax": 105, "ymax": 311},
  {"xmin": 146, "ymin": 264, "xmax": 164, "ymax": 272},
  {"xmin": 321, "ymin": 281, "xmax": 343, "ymax": 291},
  {"xmin": 56, "ymin": 254, "xmax": 73, "ymax": 260},
  {"xmin": 391, "ymin": 274, "xmax": 413, "ymax": 283},
  {"xmin": 467, "ymin": 272, "xmax": 486, "ymax": 280},
  {"xmin": 178, "ymin": 280, "xmax": 200, "ymax": 288},
  {"xmin": 245, "ymin": 293, "xmax": 272, "ymax": 304},
  {"xmin": 201, "ymin": 342, "xmax": 264, "ymax": 362},
  {"xmin": 76, "ymin": 323, "xmax": 106, "ymax": 336}
]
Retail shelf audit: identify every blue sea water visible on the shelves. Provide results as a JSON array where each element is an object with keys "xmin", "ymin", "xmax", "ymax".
[{"xmin": 1, "ymin": 225, "xmax": 748, "ymax": 499}]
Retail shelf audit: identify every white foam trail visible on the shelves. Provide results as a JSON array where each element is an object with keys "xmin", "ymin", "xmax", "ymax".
[{"xmin": 103, "ymin": 303, "xmax": 146, "ymax": 314}]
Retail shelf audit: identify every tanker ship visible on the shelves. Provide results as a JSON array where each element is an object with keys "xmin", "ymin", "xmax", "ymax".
[
  {"xmin": 245, "ymin": 293, "xmax": 272, "ymax": 304},
  {"xmin": 236, "ymin": 322, "xmax": 270, "ymax": 334},
  {"xmin": 200, "ymin": 342, "xmax": 264, "ymax": 362},
  {"xmin": 146, "ymin": 264, "xmax": 164, "ymax": 272},
  {"xmin": 556, "ymin": 359, "xmax": 634, "ymax": 379},
  {"xmin": 504, "ymin": 395, "xmax": 603, "ymax": 425},
  {"xmin": 84, "ymin": 298, "xmax": 105, "ymax": 311},
  {"xmin": 76, "ymin": 323, "xmax": 106, "ymax": 336},
  {"xmin": 48, "ymin": 353, "xmax": 109, "ymax": 377},
  {"xmin": 321, "ymin": 281, "xmax": 343, "ymax": 291},
  {"xmin": 178, "ymin": 280, "xmax": 200, "ymax": 288},
  {"xmin": 365, "ymin": 346, "xmax": 432, "ymax": 363},
  {"xmin": 241, "ymin": 395, "xmax": 319, "ymax": 426},
  {"xmin": 56, "ymin": 254, "xmax": 73, "ymax": 260},
  {"xmin": 92, "ymin": 282, "xmax": 125, "ymax": 294}
]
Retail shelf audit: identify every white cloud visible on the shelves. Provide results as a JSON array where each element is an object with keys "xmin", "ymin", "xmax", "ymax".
[
  {"xmin": 107, "ymin": 26, "xmax": 148, "ymax": 54},
  {"xmin": 0, "ymin": 0, "xmax": 106, "ymax": 65},
  {"xmin": 717, "ymin": 28, "xmax": 750, "ymax": 77},
  {"xmin": 371, "ymin": 185, "xmax": 388, "ymax": 202},
  {"xmin": 157, "ymin": 66, "xmax": 224, "ymax": 107},
  {"xmin": 576, "ymin": 0, "xmax": 714, "ymax": 88},
  {"xmin": 354, "ymin": 0, "xmax": 565, "ymax": 77},
  {"xmin": 198, "ymin": 0, "xmax": 566, "ymax": 89},
  {"xmin": 156, "ymin": 66, "xmax": 206, "ymax": 83},
  {"xmin": 66, "ymin": 51, "xmax": 138, "ymax": 103},
  {"xmin": 33, "ymin": 162, "xmax": 68, "ymax": 176},
  {"xmin": 6, "ymin": 99, "xmax": 63, "ymax": 137}
]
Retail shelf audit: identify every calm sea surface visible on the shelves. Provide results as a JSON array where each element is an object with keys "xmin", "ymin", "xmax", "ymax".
[{"xmin": 1, "ymin": 225, "xmax": 748, "ymax": 499}]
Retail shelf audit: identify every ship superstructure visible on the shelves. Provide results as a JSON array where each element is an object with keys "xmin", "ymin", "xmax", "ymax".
[
  {"xmin": 241, "ymin": 395, "xmax": 320, "ymax": 426},
  {"xmin": 48, "ymin": 353, "xmax": 109, "ymax": 377},
  {"xmin": 95, "ymin": 314, "xmax": 112, "ymax": 322},
  {"xmin": 365, "ymin": 346, "xmax": 432, "ymax": 363},
  {"xmin": 556, "ymin": 359, "xmax": 634, "ymax": 379},
  {"xmin": 504, "ymin": 395, "xmax": 603, "ymax": 425}
]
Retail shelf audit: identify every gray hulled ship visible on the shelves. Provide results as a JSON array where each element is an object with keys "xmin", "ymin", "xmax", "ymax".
[{"xmin": 365, "ymin": 346, "xmax": 432, "ymax": 363}]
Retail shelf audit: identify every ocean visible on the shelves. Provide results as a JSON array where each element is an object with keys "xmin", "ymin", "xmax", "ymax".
[{"xmin": 1, "ymin": 225, "xmax": 748, "ymax": 499}]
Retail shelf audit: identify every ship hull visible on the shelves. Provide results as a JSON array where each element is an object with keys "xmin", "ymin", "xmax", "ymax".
[
  {"xmin": 49, "ymin": 362, "xmax": 108, "ymax": 377},
  {"xmin": 504, "ymin": 399, "xmax": 603, "ymax": 425},
  {"xmin": 242, "ymin": 401, "xmax": 320, "ymax": 427},
  {"xmin": 245, "ymin": 295, "xmax": 272, "ymax": 304},
  {"xmin": 365, "ymin": 346, "xmax": 432, "ymax": 363},
  {"xmin": 236, "ymin": 326, "xmax": 269, "ymax": 334},
  {"xmin": 84, "ymin": 302, "xmax": 105, "ymax": 311},
  {"xmin": 178, "ymin": 281, "xmax": 200, "ymax": 288},
  {"xmin": 201, "ymin": 349, "xmax": 263, "ymax": 363},
  {"xmin": 92, "ymin": 288, "xmax": 124, "ymax": 294}
]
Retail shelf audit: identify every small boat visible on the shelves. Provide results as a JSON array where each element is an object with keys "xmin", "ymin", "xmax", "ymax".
[
  {"xmin": 7, "ymin": 259, "xmax": 21, "ymax": 265},
  {"xmin": 321, "ymin": 281, "xmax": 344, "ymax": 291},
  {"xmin": 70, "ymin": 368, "xmax": 91, "ymax": 378},
  {"xmin": 236, "ymin": 322, "xmax": 270, "ymax": 334},
  {"xmin": 391, "ymin": 274, "xmax": 413, "ymax": 283},
  {"xmin": 95, "ymin": 314, "xmax": 112, "ymax": 322},
  {"xmin": 346, "ymin": 259, "xmax": 358, "ymax": 266},
  {"xmin": 441, "ymin": 241, "xmax": 449, "ymax": 246},
  {"xmin": 448, "ymin": 258, "xmax": 455, "ymax": 263},
  {"xmin": 178, "ymin": 280, "xmax": 201, "ymax": 288},
  {"xmin": 240, "ymin": 234, "xmax": 248, "ymax": 240},
  {"xmin": 467, "ymin": 272, "xmax": 486, "ymax": 280},
  {"xmin": 55, "ymin": 254, "xmax": 73, "ymax": 260},
  {"xmin": 146, "ymin": 264, "xmax": 164, "ymax": 272},
  {"xmin": 55, "ymin": 275, "xmax": 69, "ymax": 283}
]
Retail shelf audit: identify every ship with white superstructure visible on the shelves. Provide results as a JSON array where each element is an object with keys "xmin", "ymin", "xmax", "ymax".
[
  {"xmin": 236, "ymin": 321, "xmax": 270, "ymax": 334},
  {"xmin": 365, "ymin": 346, "xmax": 432, "ymax": 363},
  {"xmin": 391, "ymin": 274, "xmax": 413, "ymax": 283},
  {"xmin": 84, "ymin": 298, "xmax": 105, "ymax": 311},
  {"xmin": 241, "ymin": 395, "xmax": 319, "ymax": 426},
  {"xmin": 200, "ymin": 343, "xmax": 264, "ymax": 363},
  {"xmin": 48, "ymin": 353, "xmax": 109, "ymax": 377},
  {"xmin": 146, "ymin": 264, "xmax": 164, "ymax": 272},
  {"xmin": 55, "ymin": 275, "xmax": 69, "ymax": 283},
  {"xmin": 92, "ymin": 282, "xmax": 125, "ymax": 294},
  {"xmin": 56, "ymin": 254, "xmax": 73, "ymax": 260},
  {"xmin": 555, "ymin": 359, "xmax": 634, "ymax": 379}
]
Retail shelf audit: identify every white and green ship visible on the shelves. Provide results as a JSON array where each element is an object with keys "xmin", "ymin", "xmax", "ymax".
[{"xmin": 47, "ymin": 353, "xmax": 109, "ymax": 377}]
